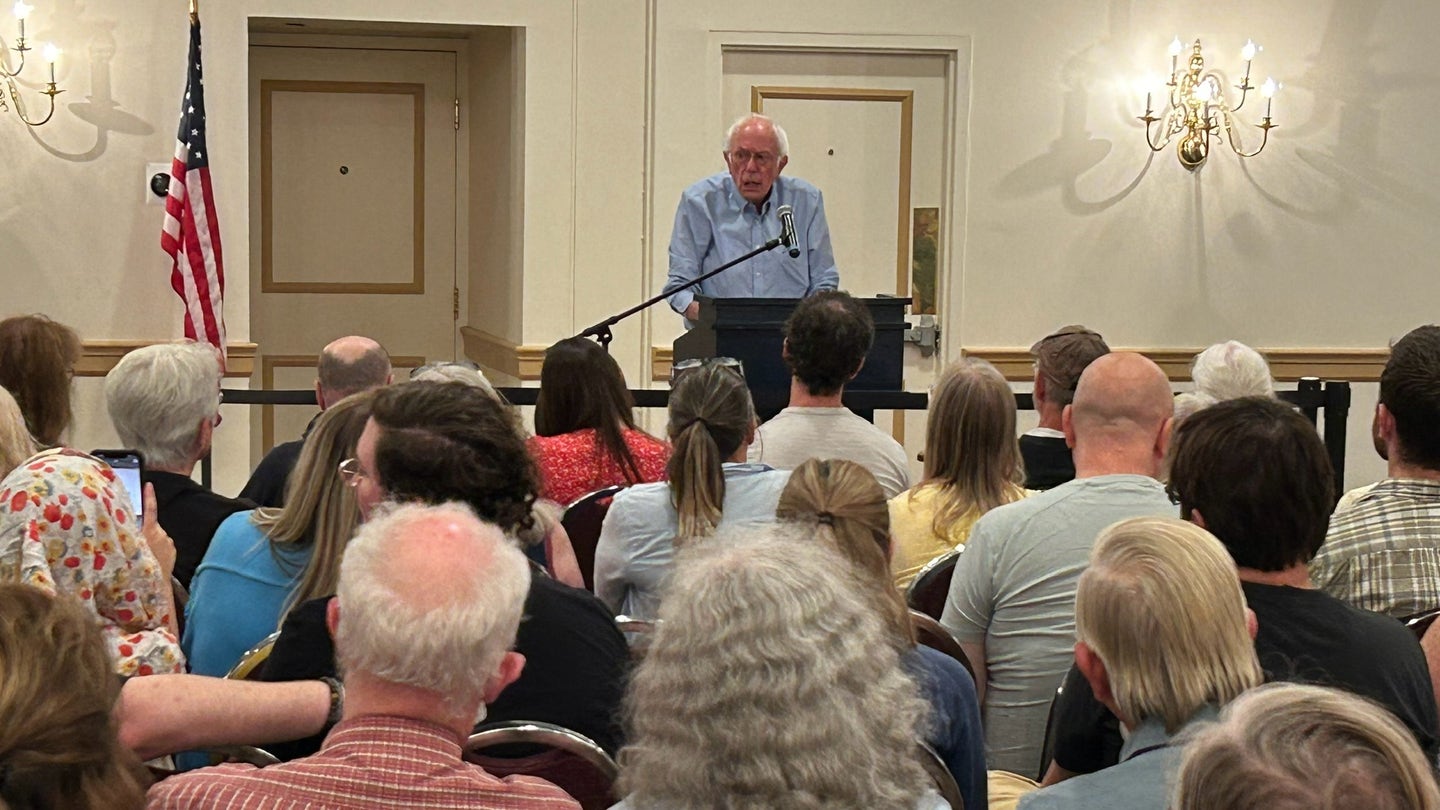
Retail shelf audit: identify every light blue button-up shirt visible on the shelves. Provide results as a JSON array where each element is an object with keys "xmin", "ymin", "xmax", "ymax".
[{"xmin": 664, "ymin": 173, "xmax": 840, "ymax": 317}]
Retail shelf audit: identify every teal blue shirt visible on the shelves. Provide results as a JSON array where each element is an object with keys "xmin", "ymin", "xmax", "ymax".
[{"xmin": 181, "ymin": 509, "xmax": 312, "ymax": 676}]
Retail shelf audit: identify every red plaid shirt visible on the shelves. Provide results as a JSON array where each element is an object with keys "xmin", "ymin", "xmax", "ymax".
[{"xmin": 145, "ymin": 715, "xmax": 580, "ymax": 810}]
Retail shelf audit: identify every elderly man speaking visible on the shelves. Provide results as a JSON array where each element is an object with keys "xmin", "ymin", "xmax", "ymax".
[{"xmin": 664, "ymin": 113, "xmax": 839, "ymax": 324}]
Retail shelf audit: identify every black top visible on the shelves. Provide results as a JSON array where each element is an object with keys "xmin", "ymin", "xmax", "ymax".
[
  {"xmin": 239, "ymin": 412, "xmax": 321, "ymax": 508},
  {"xmin": 1019, "ymin": 433, "xmax": 1075, "ymax": 491},
  {"xmin": 1051, "ymin": 581, "xmax": 1440, "ymax": 774},
  {"xmin": 143, "ymin": 470, "xmax": 253, "ymax": 589},
  {"xmin": 238, "ymin": 439, "xmax": 305, "ymax": 509},
  {"xmin": 260, "ymin": 575, "xmax": 630, "ymax": 759}
]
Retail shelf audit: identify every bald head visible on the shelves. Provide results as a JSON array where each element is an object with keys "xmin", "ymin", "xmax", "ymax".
[
  {"xmin": 333, "ymin": 502, "xmax": 530, "ymax": 704},
  {"xmin": 1064, "ymin": 353, "xmax": 1174, "ymax": 477},
  {"xmin": 317, "ymin": 335, "xmax": 391, "ymax": 407}
]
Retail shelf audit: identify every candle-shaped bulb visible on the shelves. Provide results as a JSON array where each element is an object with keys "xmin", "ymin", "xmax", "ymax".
[
  {"xmin": 1241, "ymin": 39, "xmax": 1257, "ymax": 61},
  {"xmin": 1168, "ymin": 36, "xmax": 1183, "ymax": 56},
  {"xmin": 42, "ymin": 42, "xmax": 59, "ymax": 63},
  {"xmin": 1260, "ymin": 77, "xmax": 1277, "ymax": 98},
  {"xmin": 1195, "ymin": 81, "xmax": 1214, "ymax": 102},
  {"xmin": 13, "ymin": 1, "xmax": 32, "ymax": 20}
]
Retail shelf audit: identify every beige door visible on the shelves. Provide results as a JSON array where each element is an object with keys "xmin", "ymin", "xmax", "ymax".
[
  {"xmin": 723, "ymin": 49, "xmax": 953, "ymax": 481},
  {"xmin": 248, "ymin": 44, "xmax": 459, "ymax": 455}
]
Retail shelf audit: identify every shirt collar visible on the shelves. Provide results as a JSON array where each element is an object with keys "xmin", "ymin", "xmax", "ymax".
[
  {"xmin": 322, "ymin": 714, "xmax": 465, "ymax": 761},
  {"xmin": 1370, "ymin": 478, "xmax": 1440, "ymax": 500},
  {"xmin": 1119, "ymin": 704, "xmax": 1219, "ymax": 762}
]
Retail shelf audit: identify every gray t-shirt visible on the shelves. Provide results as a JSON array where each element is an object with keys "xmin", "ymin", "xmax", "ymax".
[
  {"xmin": 748, "ymin": 406, "xmax": 912, "ymax": 498},
  {"xmin": 941, "ymin": 474, "xmax": 1175, "ymax": 775}
]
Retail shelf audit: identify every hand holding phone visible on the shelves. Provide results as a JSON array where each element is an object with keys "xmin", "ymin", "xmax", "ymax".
[{"xmin": 139, "ymin": 482, "xmax": 176, "ymax": 580}]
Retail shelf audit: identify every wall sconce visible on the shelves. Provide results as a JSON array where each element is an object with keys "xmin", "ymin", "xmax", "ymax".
[
  {"xmin": 1139, "ymin": 37, "xmax": 1277, "ymax": 171},
  {"xmin": 1, "ymin": 1, "xmax": 64, "ymax": 127}
]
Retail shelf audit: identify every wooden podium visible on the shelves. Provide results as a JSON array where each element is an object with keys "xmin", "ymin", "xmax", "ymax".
[{"xmin": 672, "ymin": 296, "xmax": 910, "ymax": 420}]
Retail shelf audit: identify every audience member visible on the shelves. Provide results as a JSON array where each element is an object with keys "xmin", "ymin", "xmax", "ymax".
[
  {"xmin": 1046, "ymin": 396, "xmax": 1438, "ymax": 785},
  {"xmin": 777, "ymin": 458, "xmax": 987, "ymax": 810},
  {"xmin": 531, "ymin": 337, "xmax": 669, "ymax": 506},
  {"xmin": 1191, "ymin": 340, "xmax": 1275, "ymax": 402},
  {"xmin": 942, "ymin": 352, "xmax": 1174, "ymax": 774},
  {"xmin": 409, "ymin": 359, "xmax": 498, "ymax": 396},
  {"xmin": 614, "ymin": 525, "xmax": 944, "ymax": 810},
  {"xmin": 182, "ymin": 391, "xmax": 372, "ymax": 677},
  {"xmin": 0, "ymin": 449, "xmax": 183, "ymax": 675},
  {"xmin": 1312, "ymin": 325, "xmax": 1440, "ymax": 618},
  {"xmin": 1018, "ymin": 517, "xmax": 1263, "ymax": 809},
  {"xmin": 0, "ymin": 386, "xmax": 37, "ymax": 476},
  {"xmin": 1172, "ymin": 340, "xmax": 1275, "ymax": 424},
  {"xmin": 260, "ymin": 381, "xmax": 628, "ymax": 758},
  {"xmin": 409, "ymin": 360, "xmax": 584, "ymax": 585},
  {"xmin": 1021, "ymin": 325, "xmax": 1110, "ymax": 490},
  {"xmin": 239, "ymin": 336, "xmax": 391, "ymax": 508},
  {"xmin": 147, "ymin": 502, "xmax": 580, "ymax": 810},
  {"xmin": 595, "ymin": 364, "xmax": 788, "ymax": 619},
  {"xmin": 106, "ymin": 341, "xmax": 252, "ymax": 588},
  {"xmin": 0, "ymin": 583, "xmax": 149, "ymax": 810},
  {"xmin": 664, "ymin": 112, "xmax": 838, "ymax": 324},
  {"xmin": 748, "ymin": 291, "xmax": 911, "ymax": 496},
  {"xmin": 0, "ymin": 313, "xmax": 81, "ymax": 448},
  {"xmin": 890, "ymin": 358, "xmax": 1027, "ymax": 587},
  {"xmin": 1173, "ymin": 683, "xmax": 1440, "ymax": 810}
]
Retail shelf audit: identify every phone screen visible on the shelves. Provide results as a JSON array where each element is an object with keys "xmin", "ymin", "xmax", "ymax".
[{"xmin": 91, "ymin": 451, "xmax": 144, "ymax": 524}]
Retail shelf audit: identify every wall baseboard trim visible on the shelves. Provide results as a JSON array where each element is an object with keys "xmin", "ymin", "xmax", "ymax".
[
  {"xmin": 460, "ymin": 326, "xmax": 546, "ymax": 380},
  {"xmin": 76, "ymin": 341, "xmax": 257, "ymax": 378},
  {"xmin": 649, "ymin": 345, "xmax": 1390, "ymax": 384}
]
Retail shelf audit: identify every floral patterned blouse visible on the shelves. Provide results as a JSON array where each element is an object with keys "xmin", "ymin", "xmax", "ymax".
[
  {"xmin": 0, "ymin": 448, "xmax": 184, "ymax": 676},
  {"xmin": 529, "ymin": 428, "xmax": 670, "ymax": 506}
]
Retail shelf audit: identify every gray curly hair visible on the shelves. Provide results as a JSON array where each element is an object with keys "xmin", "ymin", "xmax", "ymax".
[{"xmin": 617, "ymin": 523, "xmax": 930, "ymax": 809}]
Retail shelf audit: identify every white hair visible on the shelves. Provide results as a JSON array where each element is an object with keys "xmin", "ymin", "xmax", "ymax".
[
  {"xmin": 104, "ymin": 341, "xmax": 221, "ymax": 470},
  {"xmin": 1192, "ymin": 341, "xmax": 1275, "ymax": 402},
  {"xmin": 410, "ymin": 363, "xmax": 500, "ymax": 402},
  {"xmin": 724, "ymin": 113, "xmax": 789, "ymax": 158},
  {"xmin": 334, "ymin": 501, "xmax": 530, "ymax": 707}
]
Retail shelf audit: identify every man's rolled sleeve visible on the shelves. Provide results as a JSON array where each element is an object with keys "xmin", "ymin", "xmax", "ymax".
[{"xmin": 941, "ymin": 522, "xmax": 996, "ymax": 645}]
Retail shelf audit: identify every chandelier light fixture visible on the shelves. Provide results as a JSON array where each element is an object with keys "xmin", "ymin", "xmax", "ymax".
[
  {"xmin": 1, "ymin": 1, "xmax": 63, "ymax": 127},
  {"xmin": 1139, "ymin": 37, "xmax": 1277, "ymax": 171}
]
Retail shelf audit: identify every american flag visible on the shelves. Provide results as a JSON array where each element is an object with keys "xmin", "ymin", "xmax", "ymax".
[{"xmin": 161, "ymin": 9, "xmax": 226, "ymax": 367}]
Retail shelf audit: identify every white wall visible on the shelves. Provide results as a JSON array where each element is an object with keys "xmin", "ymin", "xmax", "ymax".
[{"xmin": 3, "ymin": 0, "xmax": 1432, "ymax": 489}]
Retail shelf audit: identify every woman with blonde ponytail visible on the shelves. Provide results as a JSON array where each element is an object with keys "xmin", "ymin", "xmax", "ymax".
[
  {"xmin": 593, "ymin": 364, "xmax": 790, "ymax": 619},
  {"xmin": 777, "ymin": 457, "xmax": 988, "ymax": 810}
]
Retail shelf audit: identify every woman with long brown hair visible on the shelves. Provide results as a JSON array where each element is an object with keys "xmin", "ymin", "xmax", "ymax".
[
  {"xmin": 891, "ymin": 358, "xmax": 1027, "ymax": 587},
  {"xmin": 531, "ymin": 337, "xmax": 669, "ymax": 505},
  {"xmin": 593, "ymin": 364, "xmax": 788, "ymax": 619},
  {"xmin": 778, "ymin": 458, "xmax": 987, "ymax": 810}
]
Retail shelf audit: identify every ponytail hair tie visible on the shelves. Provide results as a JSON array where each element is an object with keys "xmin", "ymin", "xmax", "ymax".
[{"xmin": 816, "ymin": 512, "xmax": 835, "ymax": 526}]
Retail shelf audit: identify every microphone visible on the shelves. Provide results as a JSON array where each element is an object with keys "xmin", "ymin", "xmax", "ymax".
[{"xmin": 777, "ymin": 204, "xmax": 800, "ymax": 258}]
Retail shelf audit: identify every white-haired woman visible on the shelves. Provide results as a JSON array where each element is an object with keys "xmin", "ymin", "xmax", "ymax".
[{"xmin": 616, "ymin": 525, "xmax": 947, "ymax": 809}]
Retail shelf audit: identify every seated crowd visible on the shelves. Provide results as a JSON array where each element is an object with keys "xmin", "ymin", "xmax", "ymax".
[{"xmin": 1, "ymin": 305, "xmax": 1440, "ymax": 810}]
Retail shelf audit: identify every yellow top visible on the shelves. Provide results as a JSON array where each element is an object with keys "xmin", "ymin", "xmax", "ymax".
[{"xmin": 888, "ymin": 483, "xmax": 1028, "ymax": 588}]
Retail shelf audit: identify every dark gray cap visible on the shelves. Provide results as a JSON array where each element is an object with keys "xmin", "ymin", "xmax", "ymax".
[{"xmin": 1030, "ymin": 325, "xmax": 1110, "ymax": 393}]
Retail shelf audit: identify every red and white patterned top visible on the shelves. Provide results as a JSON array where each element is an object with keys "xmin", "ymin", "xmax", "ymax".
[
  {"xmin": 0, "ymin": 448, "xmax": 182, "ymax": 676},
  {"xmin": 145, "ymin": 715, "xmax": 581, "ymax": 810},
  {"xmin": 529, "ymin": 428, "xmax": 670, "ymax": 506}
]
